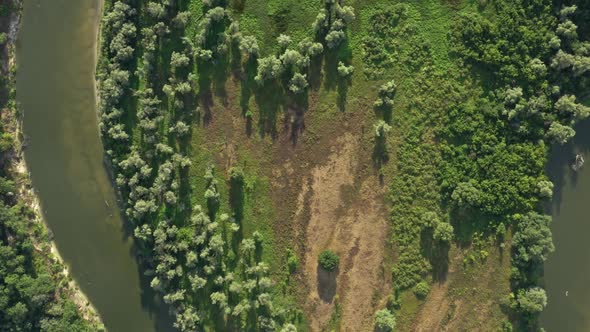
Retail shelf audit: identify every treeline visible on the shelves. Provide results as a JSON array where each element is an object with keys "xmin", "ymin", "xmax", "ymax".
[
  {"xmin": 0, "ymin": 2, "xmax": 99, "ymax": 331},
  {"xmin": 442, "ymin": 0, "xmax": 589, "ymax": 326},
  {"xmin": 97, "ymin": 0, "xmax": 357, "ymax": 330}
]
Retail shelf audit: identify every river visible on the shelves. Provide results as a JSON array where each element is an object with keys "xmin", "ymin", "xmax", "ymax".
[
  {"xmin": 542, "ymin": 120, "xmax": 590, "ymax": 331},
  {"xmin": 16, "ymin": 0, "xmax": 169, "ymax": 331}
]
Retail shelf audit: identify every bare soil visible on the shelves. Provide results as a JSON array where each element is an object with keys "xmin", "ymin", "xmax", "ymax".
[
  {"xmin": 295, "ymin": 134, "xmax": 391, "ymax": 331},
  {"xmin": 199, "ymin": 66, "xmax": 392, "ymax": 331}
]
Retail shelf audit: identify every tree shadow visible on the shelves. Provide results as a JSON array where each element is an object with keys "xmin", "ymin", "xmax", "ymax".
[
  {"xmin": 240, "ymin": 57, "xmax": 257, "ymax": 134},
  {"xmin": 229, "ymin": 172, "xmax": 244, "ymax": 223},
  {"xmin": 337, "ymin": 78, "xmax": 350, "ymax": 112},
  {"xmin": 254, "ymin": 82, "xmax": 285, "ymax": 139},
  {"xmin": 212, "ymin": 53, "xmax": 229, "ymax": 103},
  {"xmin": 317, "ymin": 265, "xmax": 338, "ymax": 303},
  {"xmin": 372, "ymin": 135, "xmax": 389, "ymax": 169},
  {"xmin": 285, "ymin": 92, "xmax": 308, "ymax": 146},
  {"xmin": 230, "ymin": 40, "xmax": 242, "ymax": 79},
  {"xmin": 309, "ymin": 56, "xmax": 323, "ymax": 90},
  {"xmin": 197, "ymin": 70, "xmax": 214, "ymax": 126},
  {"xmin": 419, "ymin": 225, "xmax": 450, "ymax": 282},
  {"xmin": 323, "ymin": 49, "xmax": 339, "ymax": 91}
]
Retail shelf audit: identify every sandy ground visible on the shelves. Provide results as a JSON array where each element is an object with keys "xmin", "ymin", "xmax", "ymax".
[{"xmin": 297, "ymin": 134, "xmax": 391, "ymax": 331}]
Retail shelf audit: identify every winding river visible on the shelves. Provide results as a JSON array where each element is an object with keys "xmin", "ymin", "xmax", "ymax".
[
  {"xmin": 16, "ymin": 0, "xmax": 169, "ymax": 331},
  {"xmin": 542, "ymin": 120, "xmax": 590, "ymax": 331}
]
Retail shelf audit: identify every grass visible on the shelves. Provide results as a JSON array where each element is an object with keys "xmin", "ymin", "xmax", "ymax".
[{"xmin": 100, "ymin": 0, "xmax": 521, "ymax": 329}]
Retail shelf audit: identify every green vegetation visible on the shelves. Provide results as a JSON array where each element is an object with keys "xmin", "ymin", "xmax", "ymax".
[
  {"xmin": 374, "ymin": 308, "xmax": 396, "ymax": 332},
  {"xmin": 318, "ymin": 250, "xmax": 339, "ymax": 272},
  {"xmin": 95, "ymin": 0, "xmax": 588, "ymax": 330},
  {"xmin": 0, "ymin": 2, "xmax": 99, "ymax": 331}
]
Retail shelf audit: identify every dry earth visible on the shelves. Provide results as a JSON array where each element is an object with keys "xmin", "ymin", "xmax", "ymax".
[{"xmin": 296, "ymin": 134, "xmax": 391, "ymax": 331}]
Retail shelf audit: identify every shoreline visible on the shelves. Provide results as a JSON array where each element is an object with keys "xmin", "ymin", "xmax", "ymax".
[{"xmin": 8, "ymin": 1, "xmax": 105, "ymax": 329}]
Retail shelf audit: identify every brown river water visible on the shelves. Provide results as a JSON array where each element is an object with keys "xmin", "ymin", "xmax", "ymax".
[
  {"xmin": 542, "ymin": 120, "xmax": 590, "ymax": 332},
  {"xmin": 16, "ymin": 0, "xmax": 171, "ymax": 331}
]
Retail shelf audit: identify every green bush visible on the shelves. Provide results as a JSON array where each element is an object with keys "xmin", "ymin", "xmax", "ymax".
[
  {"xmin": 374, "ymin": 308, "xmax": 396, "ymax": 331},
  {"xmin": 318, "ymin": 249, "xmax": 339, "ymax": 271},
  {"xmin": 414, "ymin": 281, "xmax": 430, "ymax": 299},
  {"xmin": 287, "ymin": 250, "xmax": 299, "ymax": 273}
]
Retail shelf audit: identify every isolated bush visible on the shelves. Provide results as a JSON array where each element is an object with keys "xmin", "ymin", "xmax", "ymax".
[
  {"xmin": 414, "ymin": 281, "xmax": 430, "ymax": 299},
  {"xmin": 374, "ymin": 120, "xmax": 391, "ymax": 138},
  {"xmin": 318, "ymin": 250, "xmax": 339, "ymax": 271},
  {"xmin": 287, "ymin": 250, "xmax": 299, "ymax": 273},
  {"xmin": 374, "ymin": 308, "xmax": 396, "ymax": 331}
]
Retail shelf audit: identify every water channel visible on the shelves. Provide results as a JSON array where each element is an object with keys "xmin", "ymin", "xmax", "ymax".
[
  {"xmin": 16, "ymin": 0, "xmax": 169, "ymax": 331},
  {"xmin": 542, "ymin": 120, "xmax": 590, "ymax": 331}
]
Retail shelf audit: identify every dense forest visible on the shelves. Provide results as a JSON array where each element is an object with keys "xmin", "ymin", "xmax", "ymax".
[
  {"xmin": 95, "ymin": 0, "xmax": 589, "ymax": 330},
  {"xmin": 0, "ymin": 1, "xmax": 101, "ymax": 331}
]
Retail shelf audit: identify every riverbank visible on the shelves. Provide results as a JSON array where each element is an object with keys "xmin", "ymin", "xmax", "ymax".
[{"xmin": 2, "ymin": 1, "xmax": 103, "ymax": 329}]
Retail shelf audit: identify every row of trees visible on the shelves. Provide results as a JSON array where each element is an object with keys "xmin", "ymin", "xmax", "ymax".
[{"xmin": 98, "ymin": 0, "xmax": 315, "ymax": 330}]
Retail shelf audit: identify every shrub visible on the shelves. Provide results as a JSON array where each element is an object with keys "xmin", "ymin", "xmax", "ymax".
[
  {"xmin": 318, "ymin": 250, "xmax": 339, "ymax": 271},
  {"xmin": 517, "ymin": 287, "xmax": 547, "ymax": 315},
  {"xmin": 287, "ymin": 250, "xmax": 299, "ymax": 273},
  {"xmin": 374, "ymin": 309, "xmax": 396, "ymax": 331},
  {"xmin": 414, "ymin": 281, "xmax": 430, "ymax": 299},
  {"xmin": 433, "ymin": 222, "xmax": 454, "ymax": 243}
]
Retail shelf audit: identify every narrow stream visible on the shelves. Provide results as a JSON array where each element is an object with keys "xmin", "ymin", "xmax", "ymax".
[
  {"xmin": 16, "ymin": 1, "xmax": 168, "ymax": 331},
  {"xmin": 542, "ymin": 121, "xmax": 590, "ymax": 331}
]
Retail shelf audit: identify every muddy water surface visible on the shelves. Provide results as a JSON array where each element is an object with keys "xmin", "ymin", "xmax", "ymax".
[{"xmin": 16, "ymin": 1, "xmax": 170, "ymax": 331}]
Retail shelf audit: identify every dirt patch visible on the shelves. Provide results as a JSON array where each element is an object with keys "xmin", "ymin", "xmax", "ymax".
[{"xmin": 298, "ymin": 134, "xmax": 391, "ymax": 331}]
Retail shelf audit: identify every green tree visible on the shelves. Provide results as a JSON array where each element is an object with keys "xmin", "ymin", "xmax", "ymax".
[
  {"xmin": 433, "ymin": 222, "xmax": 454, "ymax": 243},
  {"xmin": 537, "ymin": 180, "xmax": 553, "ymax": 199},
  {"xmin": 546, "ymin": 122, "xmax": 575, "ymax": 144},
  {"xmin": 239, "ymin": 35, "xmax": 259, "ymax": 59},
  {"xmin": 517, "ymin": 287, "xmax": 547, "ymax": 315},
  {"xmin": 318, "ymin": 250, "xmax": 339, "ymax": 271},
  {"xmin": 451, "ymin": 180, "xmax": 482, "ymax": 207},
  {"xmin": 288, "ymin": 73, "xmax": 308, "ymax": 94},
  {"xmin": 337, "ymin": 61, "xmax": 354, "ymax": 77},
  {"xmin": 277, "ymin": 34, "xmax": 292, "ymax": 49},
  {"xmin": 255, "ymin": 56, "xmax": 284, "ymax": 84},
  {"xmin": 374, "ymin": 308, "xmax": 396, "ymax": 331},
  {"xmin": 512, "ymin": 212, "xmax": 554, "ymax": 267},
  {"xmin": 414, "ymin": 281, "xmax": 430, "ymax": 299}
]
